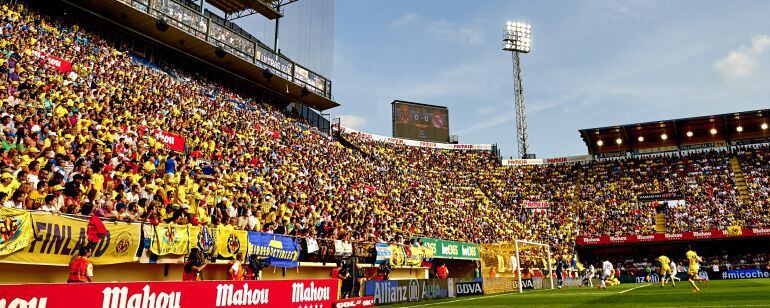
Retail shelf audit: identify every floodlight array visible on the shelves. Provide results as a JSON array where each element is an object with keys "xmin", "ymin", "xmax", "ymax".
[{"xmin": 503, "ymin": 21, "xmax": 532, "ymax": 53}]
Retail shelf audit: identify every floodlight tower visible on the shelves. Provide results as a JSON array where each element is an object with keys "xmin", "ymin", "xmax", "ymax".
[{"xmin": 503, "ymin": 21, "xmax": 532, "ymax": 159}]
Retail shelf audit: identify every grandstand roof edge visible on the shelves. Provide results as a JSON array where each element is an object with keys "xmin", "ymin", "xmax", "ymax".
[
  {"xmin": 391, "ymin": 100, "xmax": 448, "ymax": 110},
  {"xmin": 578, "ymin": 108, "xmax": 769, "ymax": 133}
]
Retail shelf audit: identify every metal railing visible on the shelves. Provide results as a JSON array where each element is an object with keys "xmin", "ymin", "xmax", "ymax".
[{"xmin": 118, "ymin": 0, "xmax": 332, "ymax": 100}]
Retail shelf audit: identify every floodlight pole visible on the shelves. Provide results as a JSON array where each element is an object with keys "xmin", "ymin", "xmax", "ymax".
[
  {"xmin": 273, "ymin": 0, "xmax": 301, "ymax": 52},
  {"xmin": 512, "ymin": 52, "xmax": 528, "ymax": 159},
  {"xmin": 503, "ymin": 22, "xmax": 531, "ymax": 159}
]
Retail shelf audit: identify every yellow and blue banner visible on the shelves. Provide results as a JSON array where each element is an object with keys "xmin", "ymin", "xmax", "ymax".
[
  {"xmin": 247, "ymin": 232, "xmax": 299, "ymax": 268},
  {"xmin": 0, "ymin": 208, "xmax": 35, "ymax": 256}
]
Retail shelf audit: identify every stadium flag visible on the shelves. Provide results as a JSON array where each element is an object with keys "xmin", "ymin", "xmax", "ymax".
[
  {"xmin": 153, "ymin": 129, "xmax": 186, "ymax": 152},
  {"xmin": 306, "ymin": 237, "xmax": 319, "ymax": 254},
  {"xmin": 0, "ymin": 212, "xmax": 139, "ymax": 265},
  {"xmin": 247, "ymin": 231, "xmax": 300, "ymax": 268},
  {"xmin": 29, "ymin": 49, "xmax": 72, "ymax": 72},
  {"xmin": 728, "ymin": 225, "xmax": 743, "ymax": 236},
  {"xmin": 215, "ymin": 228, "xmax": 248, "ymax": 258},
  {"xmin": 188, "ymin": 225, "xmax": 216, "ymax": 256},
  {"xmin": 333, "ymin": 240, "xmax": 353, "ymax": 257},
  {"xmin": 374, "ymin": 243, "xmax": 391, "ymax": 265},
  {"xmin": 86, "ymin": 214, "xmax": 107, "ymax": 244},
  {"xmin": 0, "ymin": 208, "xmax": 35, "ymax": 256},
  {"xmin": 149, "ymin": 224, "xmax": 190, "ymax": 256},
  {"xmin": 404, "ymin": 246, "xmax": 425, "ymax": 266},
  {"xmin": 389, "ymin": 244, "xmax": 406, "ymax": 266}
]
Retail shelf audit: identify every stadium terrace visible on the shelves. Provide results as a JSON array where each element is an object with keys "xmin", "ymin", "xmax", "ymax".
[{"xmin": 0, "ymin": 0, "xmax": 769, "ymax": 307}]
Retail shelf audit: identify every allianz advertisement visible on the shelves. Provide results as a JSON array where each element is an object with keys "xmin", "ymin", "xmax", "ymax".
[
  {"xmin": 720, "ymin": 269, "xmax": 770, "ymax": 280},
  {"xmin": 364, "ymin": 279, "xmax": 449, "ymax": 305}
]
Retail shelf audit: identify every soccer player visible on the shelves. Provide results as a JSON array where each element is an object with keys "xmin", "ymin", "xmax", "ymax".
[
  {"xmin": 599, "ymin": 259, "xmax": 613, "ymax": 289},
  {"xmin": 670, "ymin": 259, "xmax": 682, "ymax": 283},
  {"xmin": 658, "ymin": 255, "xmax": 675, "ymax": 287},
  {"xmin": 555, "ymin": 256, "xmax": 568, "ymax": 289},
  {"xmin": 581, "ymin": 264, "xmax": 595, "ymax": 287},
  {"xmin": 686, "ymin": 248, "xmax": 708, "ymax": 292}
]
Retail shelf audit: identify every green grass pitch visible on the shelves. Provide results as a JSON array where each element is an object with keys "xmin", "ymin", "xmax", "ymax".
[{"xmin": 391, "ymin": 279, "xmax": 770, "ymax": 307}]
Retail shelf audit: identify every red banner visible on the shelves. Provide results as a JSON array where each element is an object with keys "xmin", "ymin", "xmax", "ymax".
[
  {"xmin": 154, "ymin": 129, "xmax": 186, "ymax": 152},
  {"xmin": 0, "ymin": 279, "xmax": 338, "ymax": 308},
  {"xmin": 335, "ymin": 296, "xmax": 375, "ymax": 308},
  {"xmin": 30, "ymin": 50, "xmax": 72, "ymax": 73},
  {"xmin": 577, "ymin": 227, "xmax": 770, "ymax": 246},
  {"xmin": 523, "ymin": 201, "xmax": 549, "ymax": 209}
]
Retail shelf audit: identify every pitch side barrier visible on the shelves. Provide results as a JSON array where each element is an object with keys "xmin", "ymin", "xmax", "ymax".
[
  {"xmin": 363, "ymin": 278, "xmax": 485, "ymax": 305},
  {"xmin": 0, "ymin": 279, "xmax": 339, "ymax": 308}
]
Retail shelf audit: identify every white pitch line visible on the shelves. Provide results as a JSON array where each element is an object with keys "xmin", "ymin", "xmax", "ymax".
[{"xmin": 618, "ymin": 283, "xmax": 651, "ymax": 294}]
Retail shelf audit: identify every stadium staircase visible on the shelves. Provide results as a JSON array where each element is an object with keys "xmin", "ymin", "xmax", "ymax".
[
  {"xmin": 729, "ymin": 156, "xmax": 752, "ymax": 205},
  {"xmin": 655, "ymin": 213, "xmax": 666, "ymax": 233}
]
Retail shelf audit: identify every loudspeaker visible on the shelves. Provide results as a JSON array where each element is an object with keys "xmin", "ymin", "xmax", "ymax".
[
  {"xmin": 300, "ymin": 87, "xmax": 310, "ymax": 98},
  {"xmin": 215, "ymin": 46, "xmax": 226, "ymax": 58},
  {"xmin": 156, "ymin": 19, "xmax": 169, "ymax": 32},
  {"xmin": 262, "ymin": 69, "xmax": 274, "ymax": 81}
]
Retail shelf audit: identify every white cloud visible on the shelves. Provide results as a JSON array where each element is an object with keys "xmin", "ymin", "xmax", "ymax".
[
  {"xmin": 338, "ymin": 114, "xmax": 368, "ymax": 130},
  {"xmin": 714, "ymin": 34, "xmax": 770, "ymax": 80},
  {"xmin": 427, "ymin": 20, "xmax": 484, "ymax": 45},
  {"xmin": 391, "ymin": 13, "xmax": 418, "ymax": 27}
]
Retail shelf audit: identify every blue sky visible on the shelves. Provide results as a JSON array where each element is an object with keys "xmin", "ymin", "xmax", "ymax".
[{"xmin": 326, "ymin": 0, "xmax": 770, "ymax": 158}]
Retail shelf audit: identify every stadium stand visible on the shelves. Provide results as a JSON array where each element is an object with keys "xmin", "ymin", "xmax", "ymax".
[{"xmin": 0, "ymin": 0, "xmax": 769, "ymax": 278}]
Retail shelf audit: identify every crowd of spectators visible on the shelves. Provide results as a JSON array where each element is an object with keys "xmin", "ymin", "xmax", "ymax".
[
  {"xmin": 737, "ymin": 146, "xmax": 770, "ymax": 228},
  {"xmin": 0, "ymin": 1, "xmax": 769, "ymax": 264}
]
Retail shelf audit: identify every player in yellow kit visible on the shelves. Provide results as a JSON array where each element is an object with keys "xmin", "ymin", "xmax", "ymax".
[
  {"xmin": 686, "ymin": 248, "xmax": 708, "ymax": 292},
  {"xmin": 658, "ymin": 255, "xmax": 675, "ymax": 287}
]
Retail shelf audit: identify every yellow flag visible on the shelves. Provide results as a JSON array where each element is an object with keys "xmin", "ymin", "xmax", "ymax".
[
  {"xmin": 215, "ymin": 228, "xmax": 248, "ymax": 258},
  {"xmin": 727, "ymin": 225, "xmax": 743, "ymax": 236},
  {"xmin": 150, "ymin": 224, "xmax": 190, "ymax": 256},
  {"xmin": 0, "ymin": 208, "xmax": 35, "ymax": 256}
]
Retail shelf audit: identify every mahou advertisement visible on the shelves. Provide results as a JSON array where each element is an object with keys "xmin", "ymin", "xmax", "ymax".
[
  {"xmin": 576, "ymin": 227, "xmax": 770, "ymax": 246},
  {"xmin": 0, "ymin": 279, "xmax": 338, "ymax": 308}
]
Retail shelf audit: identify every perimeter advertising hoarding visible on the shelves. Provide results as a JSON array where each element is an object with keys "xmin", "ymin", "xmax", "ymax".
[
  {"xmin": 576, "ymin": 227, "xmax": 770, "ymax": 246},
  {"xmin": 392, "ymin": 101, "xmax": 449, "ymax": 143},
  {"xmin": 0, "ymin": 279, "xmax": 338, "ymax": 308},
  {"xmin": 364, "ymin": 279, "xmax": 449, "ymax": 305}
]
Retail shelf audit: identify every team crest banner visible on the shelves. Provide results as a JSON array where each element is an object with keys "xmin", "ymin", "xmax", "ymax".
[
  {"xmin": 149, "ymin": 224, "xmax": 190, "ymax": 256},
  {"xmin": 0, "ymin": 208, "xmax": 35, "ymax": 256},
  {"xmin": 247, "ymin": 232, "xmax": 300, "ymax": 268},
  {"xmin": 0, "ymin": 212, "xmax": 139, "ymax": 266},
  {"xmin": 189, "ymin": 226, "xmax": 217, "ymax": 256},
  {"xmin": 215, "ymin": 229, "xmax": 248, "ymax": 259}
]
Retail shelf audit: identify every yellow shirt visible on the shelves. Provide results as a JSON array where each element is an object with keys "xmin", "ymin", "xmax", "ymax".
[
  {"xmin": 91, "ymin": 173, "xmax": 104, "ymax": 192},
  {"xmin": 658, "ymin": 255, "xmax": 670, "ymax": 267},
  {"xmin": 686, "ymin": 250, "xmax": 699, "ymax": 272}
]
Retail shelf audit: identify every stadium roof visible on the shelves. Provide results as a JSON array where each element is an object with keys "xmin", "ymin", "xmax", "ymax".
[
  {"xmin": 207, "ymin": 0, "xmax": 282, "ymax": 19},
  {"xmin": 74, "ymin": 0, "xmax": 337, "ymax": 110},
  {"xmin": 580, "ymin": 109, "xmax": 770, "ymax": 155}
]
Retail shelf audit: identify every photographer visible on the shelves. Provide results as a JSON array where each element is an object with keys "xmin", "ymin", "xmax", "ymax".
[
  {"xmin": 183, "ymin": 248, "xmax": 208, "ymax": 281},
  {"xmin": 227, "ymin": 253, "xmax": 245, "ymax": 280},
  {"xmin": 247, "ymin": 254, "xmax": 269, "ymax": 280}
]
